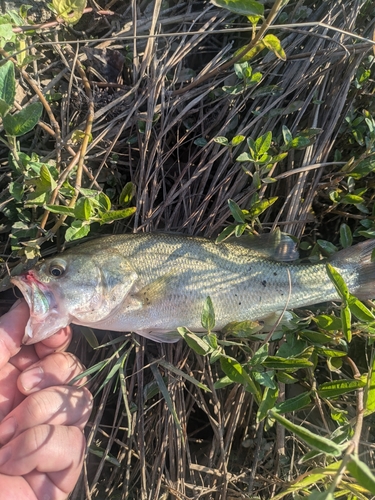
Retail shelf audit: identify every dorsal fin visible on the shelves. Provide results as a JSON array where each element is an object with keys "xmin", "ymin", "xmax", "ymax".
[{"xmin": 228, "ymin": 229, "xmax": 299, "ymax": 262}]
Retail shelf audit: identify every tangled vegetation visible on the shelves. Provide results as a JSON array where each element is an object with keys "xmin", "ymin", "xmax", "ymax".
[{"xmin": 1, "ymin": 0, "xmax": 375, "ymax": 499}]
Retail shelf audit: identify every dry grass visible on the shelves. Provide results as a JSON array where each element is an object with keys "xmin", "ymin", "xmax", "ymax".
[{"xmin": 1, "ymin": 0, "xmax": 375, "ymax": 498}]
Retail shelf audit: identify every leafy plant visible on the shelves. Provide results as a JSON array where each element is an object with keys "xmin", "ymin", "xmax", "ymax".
[
  {"xmin": 0, "ymin": 52, "xmax": 136, "ymax": 260},
  {"xmin": 180, "ymin": 279, "xmax": 375, "ymax": 498}
]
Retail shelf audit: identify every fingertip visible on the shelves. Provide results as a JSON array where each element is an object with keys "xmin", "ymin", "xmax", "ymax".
[
  {"xmin": 0, "ymin": 300, "xmax": 30, "ymax": 365},
  {"xmin": 34, "ymin": 326, "xmax": 72, "ymax": 358}
]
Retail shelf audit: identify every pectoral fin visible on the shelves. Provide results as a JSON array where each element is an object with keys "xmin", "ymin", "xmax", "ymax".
[{"xmin": 132, "ymin": 272, "xmax": 177, "ymax": 307}]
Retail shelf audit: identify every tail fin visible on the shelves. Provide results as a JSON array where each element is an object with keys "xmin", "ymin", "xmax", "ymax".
[{"xmin": 330, "ymin": 239, "xmax": 375, "ymax": 299}]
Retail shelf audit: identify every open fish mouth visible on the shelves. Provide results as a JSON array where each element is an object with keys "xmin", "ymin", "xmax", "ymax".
[
  {"xmin": 12, "ymin": 271, "xmax": 52, "ymax": 315},
  {"xmin": 11, "ymin": 271, "xmax": 60, "ymax": 344}
]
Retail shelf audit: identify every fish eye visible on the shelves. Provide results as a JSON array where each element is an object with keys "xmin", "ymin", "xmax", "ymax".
[{"xmin": 48, "ymin": 260, "xmax": 66, "ymax": 278}]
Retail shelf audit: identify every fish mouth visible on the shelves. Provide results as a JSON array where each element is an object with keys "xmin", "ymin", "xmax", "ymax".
[{"xmin": 11, "ymin": 271, "xmax": 63, "ymax": 344}]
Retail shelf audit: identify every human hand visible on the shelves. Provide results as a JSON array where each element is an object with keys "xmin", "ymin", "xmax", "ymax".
[{"xmin": 0, "ymin": 299, "xmax": 92, "ymax": 500}]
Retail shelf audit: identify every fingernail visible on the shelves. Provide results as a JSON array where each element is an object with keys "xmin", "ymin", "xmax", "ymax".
[
  {"xmin": 20, "ymin": 366, "xmax": 44, "ymax": 391},
  {"xmin": 0, "ymin": 446, "xmax": 11, "ymax": 467},
  {"xmin": 0, "ymin": 417, "xmax": 17, "ymax": 445}
]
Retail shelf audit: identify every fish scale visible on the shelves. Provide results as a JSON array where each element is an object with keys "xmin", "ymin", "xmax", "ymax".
[{"xmin": 10, "ymin": 232, "xmax": 375, "ymax": 344}]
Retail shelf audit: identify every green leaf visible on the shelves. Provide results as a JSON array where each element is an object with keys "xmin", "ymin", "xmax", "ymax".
[
  {"xmin": 289, "ymin": 136, "xmax": 311, "ymax": 149},
  {"xmin": 234, "ymin": 40, "xmax": 265, "ymax": 63},
  {"xmin": 210, "ymin": 0, "xmax": 264, "ymax": 17},
  {"xmin": 119, "ymin": 182, "xmax": 136, "ymax": 206},
  {"xmin": 257, "ymin": 386, "xmax": 278, "ymax": 422},
  {"xmin": 341, "ymin": 194, "xmax": 364, "ymax": 204},
  {"xmin": 248, "ymin": 197, "xmax": 278, "ymax": 219},
  {"xmin": 71, "ymin": 129, "xmax": 92, "ymax": 144},
  {"xmin": 0, "ymin": 98, "xmax": 10, "ymax": 117},
  {"xmin": 222, "ymin": 84, "xmax": 243, "ymax": 95},
  {"xmin": 228, "ymin": 198, "xmax": 245, "ymax": 223},
  {"xmin": 201, "ymin": 296, "xmax": 215, "ymax": 331},
  {"xmin": 339, "ymin": 224, "xmax": 353, "ymax": 248},
  {"xmin": 209, "ymin": 347, "xmax": 222, "ymax": 364},
  {"xmin": 39, "ymin": 165, "xmax": 56, "ymax": 190},
  {"xmin": 314, "ymin": 347, "xmax": 347, "ymax": 358},
  {"xmin": 9, "ymin": 181, "xmax": 24, "ymax": 202},
  {"xmin": 150, "ymin": 364, "xmax": 183, "ymax": 437},
  {"xmin": 88, "ymin": 444, "xmax": 121, "ymax": 466},
  {"xmin": 74, "ymin": 197, "xmax": 91, "ymax": 221},
  {"xmin": 317, "ymin": 378, "xmax": 366, "ymax": 398},
  {"xmin": 222, "ymin": 320, "xmax": 263, "ymax": 337},
  {"xmin": 313, "ymin": 315, "xmax": 342, "ymax": 331},
  {"xmin": 52, "ymin": 0, "xmax": 87, "ymax": 24},
  {"xmin": 234, "ymin": 223, "xmax": 247, "ymax": 237},
  {"xmin": 99, "ymin": 207, "xmax": 136, "ymax": 224},
  {"xmin": 277, "ymin": 336, "xmax": 309, "ymax": 358},
  {"xmin": 351, "ymin": 156, "xmax": 375, "ymax": 177},
  {"xmin": 317, "ymin": 239, "xmax": 338, "ymax": 256},
  {"xmin": 347, "ymin": 455, "xmax": 375, "ymax": 494},
  {"xmin": 215, "ymin": 224, "xmax": 236, "ymax": 243},
  {"xmin": 347, "ymin": 295, "xmax": 375, "ymax": 321},
  {"xmin": 272, "ymin": 152, "xmax": 288, "ymax": 163},
  {"xmin": 220, "ymin": 356, "xmax": 261, "ymax": 402},
  {"xmin": 326, "ymin": 263, "xmax": 350, "ymax": 301},
  {"xmin": 299, "ymin": 329, "xmax": 333, "ymax": 344},
  {"xmin": 282, "ymin": 125, "xmax": 293, "ymax": 145},
  {"xmin": 45, "ymin": 204, "xmax": 75, "ymax": 216},
  {"xmin": 213, "ymin": 136, "xmax": 229, "ymax": 146},
  {"xmin": 255, "ymin": 131, "xmax": 272, "ymax": 156},
  {"xmin": 262, "ymin": 34, "xmax": 286, "ymax": 61},
  {"xmin": 0, "ymin": 24, "xmax": 15, "ymax": 48},
  {"xmin": 262, "ymin": 356, "xmax": 313, "ymax": 369},
  {"xmin": 96, "ymin": 192, "xmax": 111, "ymax": 211},
  {"xmin": 231, "ymin": 135, "xmax": 246, "ymax": 147},
  {"xmin": 203, "ymin": 332, "xmax": 218, "ymax": 350},
  {"xmin": 3, "ymin": 102, "xmax": 43, "ymax": 137},
  {"xmin": 177, "ymin": 327, "xmax": 211, "ymax": 356},
  {"xmin": 157, "ymin": 359, "xmax": 211, "ymax": 393},
  {"xmin": 194, "ymin": 137, "xmax": 207, "ymax": 147},
  {"xmin": 213, "ymin": 375, "xmax": 234, "ymax": 390},
  {"xmin": 252, "ymin": 371, "xmax": 276, "ymax": 389},
  {"xmin": 78, "ymin": 188, "xmax": 98, "ymax": 197},
  {"xmin": 236, "ymin": 152, "xmax": 253, "ymax": 162},
  {"xmin": 65, "ymin": 220, "xmax": 90, "ymax": 241},
  {"xmin": 249, "ymin": 343, "xmax": 269, "ymax": 366},
  {"xmin": 364, "ymin": 353, "xmax": 375, "ymax": 416},
  {"xmin": 262, "ymin": 177, "xmax": 277, "ymax": 184},
  {"xmin": 276, "ymin": 372, "xmax": 298, "ymax": 384},
  {"xmin": 270, "ymin": 411, "xmax": 343, "ymax": 456},
  {"xmin": 327, "ymin": 357, "xmax": 343, "ymax": 371},
  {"xmin": 341, "ymin": 305, "xmax": 352, "ymax": 343},
  {"xmin": 78, "ymin": 325, "xmax": 99, "ymax": 348},
  {"xmin": 234, "ymin": 62, "xmax": 247, "ymax": 79},
  {"xmin": 274, "ymin": 392, "xmax": 312, "ymax": 414},
  {"xmin": 0, "ymin": 60, "xmax": 15, "ymax": 113}
]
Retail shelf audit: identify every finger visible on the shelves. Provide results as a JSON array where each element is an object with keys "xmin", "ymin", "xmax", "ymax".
[
  {"xmin": 0, "ymin": 386, "xmax": 92, "ymax": 445},
  {"xmin": 0, "ymin": 300, "xmax": 29, "ymax": 367},
  {"xmin": 0, "ymin": 424, "xmax": 86, "ymax": 495},
  {"xmin": 0, "ymin": 363, "xmax": 24, "ymax": 420},
  {"xmin": 9, "ymin": 345, "xmax": 39, "ymax": 372},
  {"xmin": 24, "ymin": 469, "xmax": 74, "ymax": 500},
  {"xmin": 34, "ymin": 325, "xmax": 73, "ymax": 359},
  {"xmin": 17, "ymin": 352, "xmax": 88, "ymax": 394},
  {"xmin": 0, "ymin": 474, "xmax": 38, "ymax": 500}
]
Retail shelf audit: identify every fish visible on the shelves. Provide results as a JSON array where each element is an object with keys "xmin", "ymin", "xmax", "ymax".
[{"xmin": 10, "ymin": 232, "xmax": 375, "ymax": 345}]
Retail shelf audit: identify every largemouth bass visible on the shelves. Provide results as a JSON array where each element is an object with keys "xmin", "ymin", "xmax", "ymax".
[{"xmin": 10, "ymin": 232, "xmax": 375, "ymax": 345}]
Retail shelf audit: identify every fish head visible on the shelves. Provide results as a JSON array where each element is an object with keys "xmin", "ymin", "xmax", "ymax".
[{"xmin": 11, "ymin": 250, "xmax": 138, "ymax": 345}]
